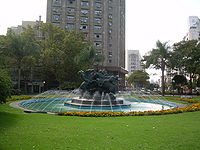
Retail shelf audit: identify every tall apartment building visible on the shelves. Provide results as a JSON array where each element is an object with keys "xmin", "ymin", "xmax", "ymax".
[
  {"xmin": 46, "ymin": 0, "xmax": 127, "ymax": 89},
  {"xmin": 184, "ymin": 16, "xmax": 200, "ymax": 42},
  {"xmin": 127, "ymin": 50, "xmax": 142, "ymax": 76}
]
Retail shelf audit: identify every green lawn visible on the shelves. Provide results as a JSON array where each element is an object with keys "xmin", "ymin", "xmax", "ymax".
[{"xmin": 0, "ymin": 100, "xmax": 200, "ymax": 150}]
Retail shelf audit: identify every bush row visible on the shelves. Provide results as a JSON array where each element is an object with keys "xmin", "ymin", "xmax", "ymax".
[
  {"xmin": 58, "ymin": 102, "xmax": 200, "ymax": 117},
  {"xmin": 6, "ymin": 96, "xmax": 46, "ymax": 101},
  {"xmin": 6, "ymin": 96, "xmax": 33, "ymax": 101}
]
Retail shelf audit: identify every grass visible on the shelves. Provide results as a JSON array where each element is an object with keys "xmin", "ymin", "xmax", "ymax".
[{"xmin": 0, "ymin": 98, "xmax": 200, "ymax": 150}]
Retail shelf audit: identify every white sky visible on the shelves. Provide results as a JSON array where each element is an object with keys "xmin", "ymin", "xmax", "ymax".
[
  {"xmin": 126, "ymin": 0, "xmax": 200, "ymax": 56},
  {"xmin": 0, "ymin": 0, "xmax": 200, "ymax": 55}
]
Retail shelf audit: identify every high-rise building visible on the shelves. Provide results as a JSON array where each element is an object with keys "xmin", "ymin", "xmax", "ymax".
[
  {"xmin": 184, "ymin": 16, "xmax": 200, "ymax": 42},
  {"xmin": 127, "ymin": 50, "xmax": 143, "ymax": 75},
  {"xmin": 46, "ymin": 0, "xmax": 127, "ymax": 89}
]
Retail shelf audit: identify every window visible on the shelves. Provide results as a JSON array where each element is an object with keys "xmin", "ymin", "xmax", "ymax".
[
  {"xmin": 52, "ymin": 7, "xmax": 61, "ymax": 13},
  {"xmin": 81, "ymin": 9, "xmax": 89, "ymax": 15},
  {"xmin": 81, "ymin": 1, "xmax": 89, "ymax": 6},
  {"xmin": 67, "ymin": 16, "xmax": 75, "ymax": 20},
  {"xmin": 95, "ymin": 2, "xmax": 102, "ymax": 8},
  {"xmin": 94, "ymin": 42, "xmax": 102, "ymax": 47},
  {"xmin": 52, "ymin": 0, "xmax": 61, "ymax": 5},
  {"xmin": 108, "ymin": 22, "xmax": 112, "ymax": 26},
  {"xmin": 94, "ymin": 25, "xmax": 102, "ymax": 30},
  {"xmin": 94, "ymin": 34, "xmax": 102, "ymax": 38},
  {"xmin": 52, "ymin": 22, "xmax": 60, "ymax": 26},
  {"xmin": 108, "ymin": 36, "xmax": 112, "ymax": 40},
  {"xmin": 108, "ymin": 7, "xmax": 112, "ymax": 11},
  {"xmin": 68, "ymin": 0, "xmax": 75, "ymax": 4},
  {"xmin": 52, "ymin": 15, "xmax": 61, "ymax": 21},
  {"xmin": 94, "ymin": 10, "xmax": 102, "ymax": 16},
  {"xmin": 95, "ymin": 18, "xmax": 102, "ymax": 24},
  {"xmin": 108, "ymin": 14, "xmax": 112, "ymax": 19},
  {"xmin": 108, "ymin": 29, "xmax": 112, "ymax": 34},
  {"xmin": 80, "ymin": 25, "xmax": 88, "ymax": 30},
  {"xmin": 67, "ymin": 8, "xmax": 75, "ymax": 13},
  {"xmin": 80, "ymin": 17, "xmax": 88, "ymax": 23},
  {"xmin": 66, "ymin": 24, "xmax": 75, "ymax": 29}
]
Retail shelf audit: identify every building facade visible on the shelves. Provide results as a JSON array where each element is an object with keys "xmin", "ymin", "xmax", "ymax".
[
  {"xmin": 127, "ymin": 50, "xmax": 142, "ymax": 76},
  {"xmin": 46, "ymin": 0, "xmax": 127, "ymax": 89},
  {"xmin": 7, "ymin": 16, "xmax": 43, "ymax": 39},
  {"xmin": 184, "ymin": 16, "xmax": 200, "ymax": 42}
]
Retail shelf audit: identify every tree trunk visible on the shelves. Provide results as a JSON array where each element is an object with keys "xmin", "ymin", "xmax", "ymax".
[
  {"xmin": 189, "ymin": 73, "xmax": 193, "ymax": 94},
  {"xmin": 161, "ymin": 61, "xmax": 165, "ymax": 96},
  {"xmin": 24, "ymin": 81, "xmax": 27, "ymax": 94},
  {"xmin": 30, "ymin": 67, "xmax": 34, "ymax": 93},
  {"xmin": 161, "ymin": 68, "xmax": 165, "ymax": 96},
  {"xmin": 17, "ymin": 66, "xmax": 21, "ymax": 91}
]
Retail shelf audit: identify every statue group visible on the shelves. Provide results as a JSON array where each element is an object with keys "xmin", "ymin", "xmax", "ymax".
[{"xmin": 79, "ymin": 69, "xmax": 119, "ymax": 100}]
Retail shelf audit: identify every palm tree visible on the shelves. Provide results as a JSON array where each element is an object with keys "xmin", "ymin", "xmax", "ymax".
[
  {"xmin": 143, "ymin": 40, "xmax": 170, "ymax": 96},
  {"xmin": 4, "ymin": 28, "xmax": 40, "ymax": 90}
]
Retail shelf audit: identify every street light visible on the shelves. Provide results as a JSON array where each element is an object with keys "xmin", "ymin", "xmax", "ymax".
[{"xmin": 43, "ymin": 81, "xmax": 46, "ymax": 92}]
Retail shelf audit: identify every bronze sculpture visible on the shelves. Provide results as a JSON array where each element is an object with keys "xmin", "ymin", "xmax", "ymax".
[{"xmin": 79, "ymin": 69, "xmax": 119, "ymax": 100}]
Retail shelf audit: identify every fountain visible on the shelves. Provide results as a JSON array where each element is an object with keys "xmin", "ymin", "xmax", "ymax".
[
  {"xmin": 64, "ymin": 69, "xmax": 131, "ymax": 110},
  {"xmin": 17, "ymin": 69, "xmax": 178, "ymax": 113}
]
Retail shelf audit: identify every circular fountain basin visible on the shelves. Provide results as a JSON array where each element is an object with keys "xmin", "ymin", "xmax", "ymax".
[
  {"xmin": 64, "ymin": 97, "xmax": 131, "ymax": 110},
  {"xmin": 18, "ymin": 97, "xmax": 177, "ymax": 113}
]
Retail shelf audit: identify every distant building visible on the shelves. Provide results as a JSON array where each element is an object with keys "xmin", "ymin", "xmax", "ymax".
[
  {"xmin": 7, "ymin": 16, "xmax": 43, "ymax": 39},
  {"xmin": 184, "ymin": 16, "xmax": 200, "ymax": 42},
  {"xmin": 46, "ymin": 0, "xmax": 127, "ymax": 89},
  {"xmin": 127, "ymin": 50, "xmax": 143, "ymax": 75}
]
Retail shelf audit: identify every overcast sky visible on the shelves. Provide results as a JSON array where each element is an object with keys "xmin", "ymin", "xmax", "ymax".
[{"xmin": 0, "ymin": 0, "xmax": 200, "ymax": 56}]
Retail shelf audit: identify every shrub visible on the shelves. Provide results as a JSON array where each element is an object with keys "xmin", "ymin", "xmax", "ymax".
[
  {"xmin": 57, "ymin": 102, "xmax": 200, "ymax": 117},
  {"xmin": 0, "ymin": 69, "xmax": 12, "ymax": 103}
]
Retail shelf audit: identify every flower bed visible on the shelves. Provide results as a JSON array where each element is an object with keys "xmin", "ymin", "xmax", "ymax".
[
  {"xmin": 7, "ymin": 96, "xmax": 33, "ymax": 101},
  {"xmin": 58, "ymin": 102, "xmax": 200, "ymax": 117},
  {"xmin": 6, "ymin": 96, "xmax": 46, "ymax": 102}
]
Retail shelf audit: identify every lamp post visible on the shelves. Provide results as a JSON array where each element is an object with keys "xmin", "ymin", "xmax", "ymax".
[{"xmin": 43, "ymin": 81, "xmax": 46, "ymax": 92}]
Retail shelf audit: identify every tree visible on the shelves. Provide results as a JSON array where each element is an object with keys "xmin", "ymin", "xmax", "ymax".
[
  {"xmin": 63, "ymin": 30, "xmax": 104, "ymax": 88},
  {"xmin": 127, "ymin": 70, "xmax": 150, "ymax": 89},
  {"xmin": 0, "ymin": 69, "xmax": 12, "ymax": 103},
  {"xmin": 21, "ymin": 56, "xmax": 37, "ymax": 93},
  {"xmin": 40, "ymin": 48, "xmax": 67, "ymax": 88},
  {"xmin": 0, "ymin": 35, "xmax": 15, "ymax": 69},
  {"xmin": 39, "ymin": 23, "xmax": 65, "ymax": 50},
  {"xmin": 171, "ymin": 40, "xmax": 200, "ymax": 93},
  {"xmin": 172, "ymin": 75, "xmax": 187, "ymax": 93},
  {"xmin": 3, "ymin": 27, "xmax": 40, "ymax": 91},
  {"xmin": 143, "ymin": 40, "xmax": 170, "ymax": 96},
  {"xmin": 74, "ymin": 45, "xmax": 105, "ymax": 69},
  {"xmin": 146, "ymin": 83, "xmax": 159, "ymax": 91},
  {"xmin": 39, "ymin": 25, "xmax": 102, "ymax": 89}
]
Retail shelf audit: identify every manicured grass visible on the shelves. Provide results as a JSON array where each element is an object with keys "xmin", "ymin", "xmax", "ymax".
[{"xmin": 0, "ymin": 100, "xmax": 200, "ymax": 150}]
